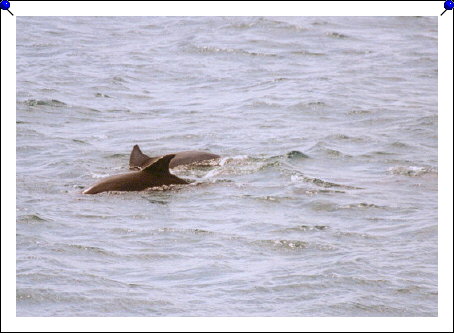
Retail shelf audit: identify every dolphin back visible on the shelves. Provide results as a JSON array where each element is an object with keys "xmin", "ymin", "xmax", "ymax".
[
  {"xmin": 142, "ymin": 154, "xmax": 176, "ymax": 175},
  {"xmin": 129, "ymin": 144, "xmax": 153, "ymax": 170}
]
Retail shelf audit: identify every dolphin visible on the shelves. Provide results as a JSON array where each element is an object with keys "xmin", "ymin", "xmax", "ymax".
[
  {"xmin": 83, "ymin": 154, "xmax": 187, "ymax": 194},
  {"xmin": 129, "ymin": 144, "xmax": 220, "ymax": 170}
]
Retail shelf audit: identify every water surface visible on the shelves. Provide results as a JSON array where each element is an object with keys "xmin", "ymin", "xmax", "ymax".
[{"xmin": 16, "ymin": 16, "xmax": 437, "ymax": 316}]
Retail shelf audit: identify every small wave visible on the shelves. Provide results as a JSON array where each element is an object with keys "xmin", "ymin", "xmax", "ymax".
[
  {"xmin": 145, "ymin": 184, "xmax": 189, "ymax": 192},
  {"xmin": 243, "ymin": 194, "xmax": 296, "ymax": 203},
  {"xmin": 324, "ymin": 134, "xmax": 365, "ymax": 143},
  {"xmin": 247, "ymin": 100, "xmax": 285, "ymax": 109},
  {"xmin": 112, "ymin": 76, "xmax": 127, "ymax": 83},
  {"xmin": 325, "ymin": 148, "xmax": 351, "ymax": 158},
  {"xmin": 291, "ymin": 50, "xmax": 326, "ymax": 56},
  {"xmin": 95, "ymin": 93, "xmax": 111, "ymax": 98},
  {"xmin": 280, "ymin": 225, "xmax": 329, "ymax": 232},
  {"xmin": 348, "ymin": 109, "xmax": 372, "ymax": 115},
  {"xmin": 291, "ymin": 174, "xmax": 360, "ymax": 189},
  {"xmin": 286, "ymin": 150, "xmax": 309, "ymax": 159},
  {"xmin": 390, "ymin": 141, "xmax": 411, "ymax": 148},
  {"xmin": 292, "ymin": 187, "xmax": 346, "ymax": 195},
  {"xmin": 289, "ymin": 101, "xmax": 327, "ymax": 111},
  {"xmin": 190, "ymin": 45, "xmax": 278, "ymax": 58},
  {"xmin": 50, "ymin": 243, "xmax": 117, "ymax": 257},
  {"xmin": 255, "ymin": 239, "xmax": 309, "ymax": 250},
  {"xmin": 219, "ymin": 155, "xmax": 249, "ymax": 166},
  {"xmin": 22, "ymin": 99, "xmax": 67, "ymax": 107},
  {"xmin": 17, "ymin": 288, "xmax": 88, "ymax": 304},
  {"xmin": 156, "ymin": 227, "xmax": 214, "ymax": 235},
  {"xmin": 338, "ymin": 202, "xmax": 387, "ymax": 209},
  {"xmin": 17, "ymin": 214, "xmax": 50, "ymax": 224},
  {"xmin": 388, "ymin": 166, "xmax": 437, "ymax": 177},
  {"xmin": 90, "ymin": 172, "xmax": 112, "ymax": 179},
  {"xmin": 254, "ymin": 239, "xmax": 335, "ymax": 252},
  {"xmin": 326, "ymin": 32, "xmax": 349, "ymax": 39},
  {"xmin": 223, "ymin": 18, "xmax": 307, "ymax": 33},
  {"xmin": 334, "ymin": 231, "xmax": 378, "ymax": 240}
]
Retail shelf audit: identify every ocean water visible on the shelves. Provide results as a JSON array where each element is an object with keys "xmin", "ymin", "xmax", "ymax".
[{"xmin": 16, "ymin": 16, "xmax": 437, "ymax": 316}]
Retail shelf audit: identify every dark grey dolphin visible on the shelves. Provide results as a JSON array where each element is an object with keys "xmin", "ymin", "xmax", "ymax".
[
  {"xmin": 83, "ymin": 154, "xmax": 187, "ymax": 194},
  {"xmin": 129, "ymin": 144, "xmax": 220, "ymax": 170}
]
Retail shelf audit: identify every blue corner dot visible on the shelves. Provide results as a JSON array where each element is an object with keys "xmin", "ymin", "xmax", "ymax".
[
  {"xmin": 0, "ymin": 0, "xmax": 11, "ymax": 10},
  {"xmin": 445, "ymin": 0, "xmax": 454, "ymax": 10}
]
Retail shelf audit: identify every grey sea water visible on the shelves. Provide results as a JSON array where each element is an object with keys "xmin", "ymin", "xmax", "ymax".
[{"xmin": 16, "ymin": 16, "xmax": 437, "ymax": 316}]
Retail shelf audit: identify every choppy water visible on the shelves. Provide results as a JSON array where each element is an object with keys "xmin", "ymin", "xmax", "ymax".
[{"xmin": 16, "ymin": 16, "xmax": 437, "ymax": 316}]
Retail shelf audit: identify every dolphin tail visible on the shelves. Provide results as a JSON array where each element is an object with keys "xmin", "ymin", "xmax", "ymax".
[
  {"xmin": 129, "ymin": 144, "xmax": 152, "ymax": 170},
  {"xmin": 142, "ymin": 154, "xmax": 176, "ymax": 175}
]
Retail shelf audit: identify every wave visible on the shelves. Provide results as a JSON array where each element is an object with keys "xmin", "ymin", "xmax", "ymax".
[
  {"xmin": 388, "ymin": 166, "xmax": 437, "ymax": 177},
  {"xmin": 21, "ymin": 99, "xmax": 67, "ymax": 107}
]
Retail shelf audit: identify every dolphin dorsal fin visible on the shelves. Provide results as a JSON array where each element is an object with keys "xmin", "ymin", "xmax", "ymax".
[
  {"xmin": 142, "ymin": 154, "xmax": 176, "ymax": 175},
  {"xmin": 129, "ymin": 144, "xmax": 152, "ymax": 170}
]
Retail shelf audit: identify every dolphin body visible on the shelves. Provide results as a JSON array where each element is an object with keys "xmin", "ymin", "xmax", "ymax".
[
  {"xmin": 83, "ymin": 154, "xmax": 187, "ymax": 194},
  {"xmin": 129, "ymin": 144, "xmax": 220, "ymax": 170}
]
